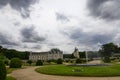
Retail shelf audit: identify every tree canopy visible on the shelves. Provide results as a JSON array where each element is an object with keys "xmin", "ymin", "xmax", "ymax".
[
  {"xmin": 99, "ymin": 42, "xmax": 120, "ymax": 57},
  {"xmin": 0, "ymin": 45, "xmax": 30, "ymax": 60}
]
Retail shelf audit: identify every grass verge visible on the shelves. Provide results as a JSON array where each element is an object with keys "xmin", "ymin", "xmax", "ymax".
[
  {"xmin": 6, "ymin": 76, "xmax": 16, "ymax": 80},
  {"xmin": 36, "ymin": 64, "xmax": 120, "ymax": 77},
  {"xmin": 7, "ymin": 68, "xmax": 18, "ymax": 74}
]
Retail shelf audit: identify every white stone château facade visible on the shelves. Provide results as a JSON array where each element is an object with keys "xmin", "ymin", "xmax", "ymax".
[{"xmin": 29, "ymin": 49, "xmax": 63, "ymax": 61}]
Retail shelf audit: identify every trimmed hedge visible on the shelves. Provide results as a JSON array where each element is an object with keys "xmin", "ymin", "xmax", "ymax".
[
  {"xmin": 36, "ymin": 60, "xmax": 43, "ymax": 66},
  {"xmin": 56, "ymin": 58, "xmax": 63, "ymax": 64},
  {"xmin": 27, "ymin": 60, "xmax": 32, "ymax": 65},
  {"xmin": 10, "ymin": 58, "xmax": 22, "ymax": 68},
  {"xmin": 76, "ymin": 58, "xmax": 82, "ymax": 63},
  {"xmin": 0, "ymin": 60, "xmax": 6, "ymax": 80}
]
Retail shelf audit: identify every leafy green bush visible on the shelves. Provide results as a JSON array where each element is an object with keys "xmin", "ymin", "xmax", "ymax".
[
  {"xmin": 70, "ymin": 60, "xmax": 73, "ymax": 63},
  {"xmin": 6, "ymin": 76, "xmax": 16, "ymax": 80},
  {"xmin": 47, "ymin": 60, "xmax": 51, "ymax": 63},
  {"xmin": 56, "ymin": 58, "xmax": 63, "ymax": 64},
  {"xmin": 65, "ymin": 60, "xmax": 69, "ymax": 63},
  {"xmin": 0, "ymin": 60, "xmax": 6, "ymax": 80},
  {"xmin": 0, "ymin": 54, "xmax": 9, "ymax": 65},
  {"xmin": 76, "ymin": 58, "xmax": 82, "ymax": 63},
  {"xmin": 27, "ymin": 60, "xmax": 32, "ymax": 65},
  {"xmin": 89, "ymin": 57, "xmax": 93, "ymax": 61},
  {"xmin": 103, "ymin": 56, "xmax": 111, "ymax": 63},
  {"xmin": 36, "ymin": 60, "xmax": 43, "ymax": 66},
  {"xmin": 4, "ymin": 60, "xmax": 9, "ymax": 65},
  {"xmin": 10, "ymin": 58, "xmax": 22, "ymax": 68}
]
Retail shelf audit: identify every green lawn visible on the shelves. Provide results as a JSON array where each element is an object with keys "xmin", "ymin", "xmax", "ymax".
[
  {"xmin": 36, "ymin": 64, "xmax": 120, "ymax": 77},
  {"xmin": 6, "ymin": 68, "xmax": 18, "ymax": 80},
  {"xmin": 7, "ymin": 67, "xmax": 25, "ymax": 74},
  {"xmin": 6, "ymin": 67, "xmax": 21, "ymax": 80},
  {"xmin": 7, "ymin": 68, "xmax": 18, "ymax": 74},
  {"xmin": 6, "ymin": 76, "xmax": 16, "ymax": 80}
]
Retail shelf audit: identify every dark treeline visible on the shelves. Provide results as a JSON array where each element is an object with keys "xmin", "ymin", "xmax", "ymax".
[
  {"xmin": 0, "ymin": 45, "xmax": 30, "ymax": 60},
  {"xmin": 79, "ymin": 52, "xmax": 86, "ymax": 58},
  {"xmin": 64, "ymin": 52, "xmax": 87, "ymax": 59},
  {"xmin": 63, "ymin": 54, "xmax": 73, "ymax": 59}
]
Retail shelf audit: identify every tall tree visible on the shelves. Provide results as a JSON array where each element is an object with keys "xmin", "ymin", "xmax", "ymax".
[
  {"xmin": 0, "ymin": 60, "xmax": 6, "ymax": 80},
  {"xmin": 0, "ymin": 45, "xmax": 2, "ymax": 50},
  {"xmin": 99, "ymin": 42, "xmax": 119, "ymax": 57}
]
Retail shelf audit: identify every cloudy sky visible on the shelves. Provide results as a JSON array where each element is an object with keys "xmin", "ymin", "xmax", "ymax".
[{"xmin": 0, "ymin": 0, "xmax": 120, "ymax": 53}]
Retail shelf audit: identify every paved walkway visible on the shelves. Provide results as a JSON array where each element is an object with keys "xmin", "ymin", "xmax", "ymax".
[
  {"xmin": 88, "ymin": 60, "xmax": 102, "ymax": 64},
  {"xmin": 10, "ymin": 66, "xmax": 120, "ymax": 80}
]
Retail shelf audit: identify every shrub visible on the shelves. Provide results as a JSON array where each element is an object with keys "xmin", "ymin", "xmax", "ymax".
[
  {"xmin": 4, "ymin": 60, "xmax": 9, "ymax": 65},
  {"xmin": 0, "ymin": 60, "xmax": 6, "ymax": 80},
  {"xmin": 56, "ymin": 58, "xmax": 63, "ymax": 64},
  {"xmin": 0, "ymin": 54, "xmax": 9, "ymax": 65},
  {"xmin": 6, "ymin": 76, "xmax": 16, "ymax": 80},
  {"xmin": 36, "ymin": 60, "xmax": 43, "ymax": 66},
  {"xmin": 89, "ymin": 58, "xmax": 93, "ymax": 61},
  {"xmin": 27, "ymin": 60, "xmax": 32, "ymax": 65},
  {"xmin": 76, "ymin": 58, "xmax": 82, "ymax": 63},
  {"xmin": 65, "ymin": 60, "xmax": 69, "ymax": 63},
  {"xmin": 111, "ymin": 57, "xmax": 116, "ymax": 61},
  {"xmin": 70, "ymin": 60, "xmax": 73, "ymax": 63},
  {"xmin": 10, "ymin": 58, "xmax": 22, "ymax": 68},
  {"xmin": 47, "ymin": 60, "xmax": 51, "ymax": 63},
  {"xmin": 103, "ymin": 56, "xmax": 111, "ymax": 63}
]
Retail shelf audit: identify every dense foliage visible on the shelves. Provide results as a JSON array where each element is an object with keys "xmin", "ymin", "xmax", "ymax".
[
  {"xmin": 76, "ymin": 58, "xmax": 82, "ymax": 63},
  {"xmin": 0, "ymin": 60, "xmax": 6, "ymax": 80},
  {"xmin": 99, "ymin": 42, "xmax": 120, "ymax": 57},
  {"xmin": 27, "ymin": 60, "xmax": 32, "ymax": 65},
  {"xmin": 103, "ymin": 56, "xmax": 111, "ymax": 63},
  {"xmin": 36, "ymin": 60, "xmax": 43, "ymax": 66},
  {"xmin": 6, "ymin": 76, "xmax": 16, "ymax": 80},
  {"xmin": 98, "ymin": 42, "xmax": 120, "ymax": 62},
  {"xmin": 0, "ymin": 45, "xmax": 30, "ymax": 60},
  {"xmin": 79, "ymin": 52, "xmax": 86, "ymax": 58},
  {"xmin": 0, "ymin": 54, "xmax": 9, "ymax": 65},
  {"xmin": 10, "ymin": 58, "xmax": 22, "ymax": 68},
  {"xmin": 63, "ymin": 54, "xmax": 72, "ymax": 59},
  {"xmin": 56, "ymin": 58, "xmax": 63, "ymax": 64}
]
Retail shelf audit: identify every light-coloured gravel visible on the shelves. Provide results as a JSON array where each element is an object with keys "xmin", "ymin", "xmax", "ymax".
[{"xmin": 88, "ymin": 60, "xmax": 102, "ymax": 64}]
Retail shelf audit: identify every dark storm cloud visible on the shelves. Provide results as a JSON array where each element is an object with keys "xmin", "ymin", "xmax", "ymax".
[
  {"xmin": 91, "ymin": 34, "xmax": 113, "ymax": 44},
  {"xmin": 0, "ymin": 32, "xmax": 18, "ymax": 45},
  {"xmin": 21, "ymin": 26, "xmax": 46, "ymax": 43},
  {"xmin": 87, "ymin": 0, "xmax": 120, "ymax": 20},
  {"xmin": 0, "ymin": 0, "xmax": 39, "ymax": 18},
  {"xmin": 63, "ymin": 28, "xmax": 114, "ymax": 45},
  {"xmin": 32, "ymin": 45, "xmax": 41, "ymax": 49},
  {"xmin": 56, "ymin": 13, "xmax": 70, "ymax": 22},
  {"xmin": 23, "ymin": 44, "xmax": 41, "ymax": 49}
]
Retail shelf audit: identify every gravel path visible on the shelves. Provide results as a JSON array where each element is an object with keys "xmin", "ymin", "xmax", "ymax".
[
  {"xmin": 88, "ymin": 60, "xmax": 102, "ymax": 64},
  {"xmin": 10, "ymin": 66, "xmax": 120, "ymax": 80}
]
